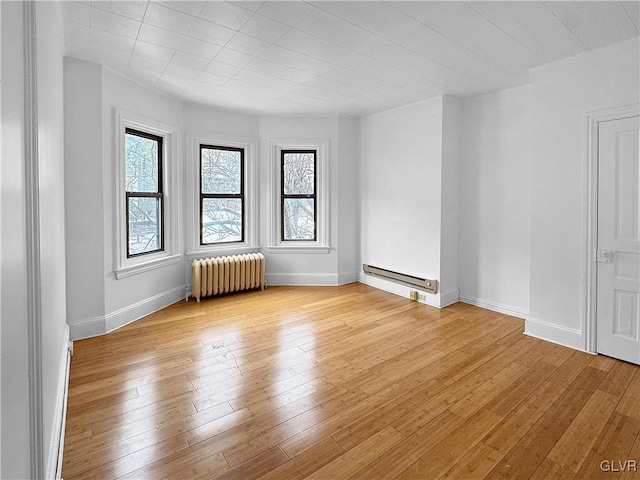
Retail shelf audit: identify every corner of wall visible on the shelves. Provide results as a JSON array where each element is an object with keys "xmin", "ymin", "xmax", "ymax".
[
  {"xmin": 69, "ymin": 284, "xmax": 186, "ymax": 340},
  {"xmin": 440, "ymin": 96, "xmax": 461, "ymax": 296}
]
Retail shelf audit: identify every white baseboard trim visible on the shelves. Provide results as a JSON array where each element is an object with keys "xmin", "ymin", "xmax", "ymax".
[
  {"xmin": 104, "ymin": 285, "xmax": 186, "ymax": 334},
  {"xmin": 46, "ymin": 324, "xmax": 70, "ymax": 480},
  {"xmin": 69, "ymin": 314, "xmax": 106, "ymax": 340},
  {"xmin": 266, "ymin": 272, "xmax": 346, "ymax": 286},
  {"xmin": 458, "ymin": 294, "xmax": 529, "ymax": 319},
  {"xmin": 69, "ymin": 285, "xmax": 186, "ymax": 340},
  {"xmin": 358, "ymin": 273, "xmax": 442, "ymax": 307},
  {"xmin": 525, "ymin": 317, "xmax": 584, "ymax": 352},
  {"xmin": 440, "ymin": 289, "xmax": 460, "ymax": 307},
  {"xmin": 338, "ymin": 271, "xmax": 358, "ymax": 286}
]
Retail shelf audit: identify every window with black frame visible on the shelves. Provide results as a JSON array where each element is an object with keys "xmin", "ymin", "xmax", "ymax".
[
  {"xmin": 281, "ymin": 150, "xmax": 316, "ymax": 241},
  {"xmin": 125, "ymin": 128, "xmax": 164, "ymax": 257},
  {"xmin": 200, "ymin": 145, "xmax": 244, "ymax": 245}
]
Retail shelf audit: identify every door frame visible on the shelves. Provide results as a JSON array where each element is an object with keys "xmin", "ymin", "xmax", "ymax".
[{"xmin": 584, "ymin": 103, "xmax": 640, "ymax": 355}]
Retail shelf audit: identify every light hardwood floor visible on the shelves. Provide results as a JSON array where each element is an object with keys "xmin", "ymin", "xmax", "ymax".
[{"xmin": 62, "ymin": 283, "xmax": 640, "ymax": 480}]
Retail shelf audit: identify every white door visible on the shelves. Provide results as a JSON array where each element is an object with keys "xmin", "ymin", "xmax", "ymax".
[{"xmin": 596, "ymin": 115, "xmax": 640, "ymax": 365}]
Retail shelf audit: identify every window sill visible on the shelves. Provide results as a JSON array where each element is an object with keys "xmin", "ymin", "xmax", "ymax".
[
  {"xmin": 115, "ymin": 254, "xmax": 183, "ymax": 279},
  {"xmin": 267, "ymin": 245, "xmax": 331, "ymax": 254},
  {"xmin": 186, "ymin": 246, "xmax": 261, "ymax": 261}
]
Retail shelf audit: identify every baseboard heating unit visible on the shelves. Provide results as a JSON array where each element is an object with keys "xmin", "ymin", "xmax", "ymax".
[
  {"xmin": 362, "ymin": 264, "xmax": 438, "ymax": 294},
  {"xmin": 192, "ymin": 253, "xmax": 265, "ymax": 302}
]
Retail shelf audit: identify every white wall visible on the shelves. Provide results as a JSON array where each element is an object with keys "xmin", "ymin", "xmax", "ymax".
[
  {"xmin": 359, "ymin": 97, "xmax": 454, "ymax": 305},
  {"xmin": 101, "ymin": 70, "xmax": 186, "ymax": 320},
  {"xmin": 2, "ymin": 2, "xmax": 69, "ymax": 477},
  {"xmin": 36, "ymin": 3, "xmax": 70, "ymax": 477},
  {"xmin": 1, "ymin": 4, "xmax": 31, "ymax": 476},
  {"xmin": 458, "ymin": 85, "xmax": 531, "ymax": 318},
  {"xmin": 360, "ymin": 98, "xmax": 443, "ymax": 277},
  {"xmin": 0, "ymin": 3, "xmax": 3, "ymax": 471},
  {"xmin": 258, "ymin": 115, "xmax": 358, "ymax": 285},
  {"xmin": 64, "ymin": 59, "xmax": 106, "ymax": 338},
  {"xmin": 440, "ymin": 97, "xmax": 461, "ymax": 303},
  {"xmin": 64, "ymin": 65, "xmax": 362, "ymax": 339},
  {"xmin": 65, "ymin": 62, "xmax": 188, "ymax": 339},
  {"xmin": 337, "ymin": 116, "xmax": 359, "ymax": 284},
  {"xmin": 528, "ymin": 38, "xmax": 640, "ymax": 349},
  {"xmin": 181, "ymin": 101, "xmax": 260, "ymax": 269},
  {"xmin": 183, "ymin": 101, "xmax": 259, "ymax": 139}
]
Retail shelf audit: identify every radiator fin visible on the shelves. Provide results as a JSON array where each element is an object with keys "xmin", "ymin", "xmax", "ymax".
[{"xmin": 192, "ymin": 253, "xmax": 265, "ymax": 302}]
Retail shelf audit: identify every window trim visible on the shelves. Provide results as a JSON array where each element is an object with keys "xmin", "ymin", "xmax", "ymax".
[
  {"xmin": 280, "ymin": 149, "xmax": 317, "ymax": 242},
  {"xmin": 269, "ymin": 139, "xmax": 330, "ymax": 254},
  {"xmin": 199, "ymin": 144, "xmax": 245, "ymax": 246},
  {"xmin": 125, "ymin": 127, "xmax": 165, "ymax": 258},
  {"xmin": 115, "ymin": 110, "xmax": 181, "ymax": 279},
  {"xmin": 187, "ymin": 132, "xmax": 259, "ymax": 259}
]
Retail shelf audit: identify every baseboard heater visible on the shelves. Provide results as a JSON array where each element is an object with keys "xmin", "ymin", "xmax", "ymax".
[
  {"xmin": 192, "ymin": 253, "xmax": 265, "ymax": 302},
  {"xmin": 363, "ymin": 264, "xmax": 438, "ymax": 294}
]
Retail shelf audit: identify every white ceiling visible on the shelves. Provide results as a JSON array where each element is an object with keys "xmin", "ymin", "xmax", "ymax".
[{"xmin": 63, "ymin": 1, "xmax": 640, "ymax": 116}]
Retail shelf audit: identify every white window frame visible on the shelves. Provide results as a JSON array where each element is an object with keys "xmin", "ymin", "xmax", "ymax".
[
  {"xmin": 114, "ymin": 110, "xmax": 181, "ymax": 279},
  {"xmin": 268, "ymin": 139, "xmax": 330, "ymax": 254},
  {"xmin": 186, "ymin": 131, "xmax": 259, "ymax": 260}
]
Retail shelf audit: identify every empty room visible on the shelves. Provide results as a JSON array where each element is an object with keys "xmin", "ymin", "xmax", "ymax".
[{"xmin": 2, "ymin": 0, "xmax": 640, "ymax": 479}]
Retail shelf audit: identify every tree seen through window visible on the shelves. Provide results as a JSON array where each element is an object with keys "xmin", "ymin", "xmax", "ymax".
[
  {"xmin": 200, "ymin": 146, "xmax": 244, "ymax": 244},
  {"xmin": 125, "ymin": 129, "xmax": 163, "ymax": 257}
]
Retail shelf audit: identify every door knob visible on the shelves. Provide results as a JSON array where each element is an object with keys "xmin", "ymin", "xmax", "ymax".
[{"xmin": 596, "ymin": 249, "xmax": 613, "ymax": 263}]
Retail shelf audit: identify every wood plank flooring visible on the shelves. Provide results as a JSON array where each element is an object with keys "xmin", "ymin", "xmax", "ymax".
[{"xmin": 62, "ymin": 283, "xmax": 640, "ymax": 479}]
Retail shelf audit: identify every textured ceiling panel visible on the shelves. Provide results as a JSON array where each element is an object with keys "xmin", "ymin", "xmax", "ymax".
[{"xmin": 62, "ymin": 0, "xmax": 640, "ymax": 116}]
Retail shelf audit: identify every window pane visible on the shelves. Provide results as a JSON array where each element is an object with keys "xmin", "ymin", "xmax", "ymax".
[
  {"xmin": 202, "ymin": 148, "xmax": 241, "ymax": 194},
  {"xmin": 283, "ymin": 198, "xmax": 315, "ymax": 240},
  {"xmin": 128, "ymin": 196, "xmax": 161, "ymax": 255},
  {"xmin": 283, "ymin": 152, "xmax": 314, "ymax": 195},
  {"xmin": 126, "ymin": 133, "xmax": 159, "ymax": 192},
  {"xmin": 202, "ymin": 198, "xmax": 242, "ymax": 243}
]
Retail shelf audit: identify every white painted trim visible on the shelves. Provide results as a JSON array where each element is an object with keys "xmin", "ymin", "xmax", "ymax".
[
  {"xmin": 458, "ymin": 294, "xmax": 528, "ymax": 319},
  {"xmin": 114, "ymin": 253, "xmax": 183, "ymax": 279},
  {"xmin": 68, "ymin": 314, "xmax": 107, "ymax": 341},
  {"xmin": 268, "ymin": 139, "xmax": 330, "ymax": 251},
  {"xmin": 23, "ymin": 2, "xmax": 44, "ymax": 477},
  {"xmin": 584, "ymin": 103, "xmax": 640, "ymax": 354},
  {"xmin": 69, "ymin": 285, "xmax": 186, "ymax": 340},
  {"xmin": 359, "ymin": 275, "xmax": 456, "ymax": 308},
  {"xmin": 46, "ymin": 324, "xmax": 70, "ymax": 480},
  {"xmin": 185, "ymin": 131, "xmax": 259, "ymax": 255},
  {"xmin": 440, "ymin": 289, "xmax": 460, "ymax": 308},
  {"xmin": 266, "ymin": 246, "xmax": 330, "ymax": 254},
  {"xmin": 114, "ymin": 109, "xmax": 180, "ymax": 277},
  {"xmin": 524, "ymin": 317, "xmax": 584, "ymax": 351},
  {"xmin": 337, "ymin": 272, "xmax": 358, "ymax": 286},
  {"xmin": 358, "ymin": 274, "xmax": 442, "ymax": 308},
  {"xmin": 54, "ymin": 346, "xmax": 71, "ymax": 480},
  {"xmin": 105, "ymin": 285, "xmax": 185, "ymax": 333}
]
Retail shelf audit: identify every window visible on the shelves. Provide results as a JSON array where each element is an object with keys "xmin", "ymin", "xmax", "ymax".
[
  {"xmin": 281, "ymin": 150, "xmax": 316, "ymax": 241},
  {"xmin": 115, "ymin": 110, "xmax": 179, "ymax": 279},
  {"xmin": 186, "ymin": 134, "xmax": 258, "ymax": 259},
  {"xmin": 200, "ymin": 145, "xmax": 244, "ymax": 245},
  {"xmin": 268, "ymin": 139, "xmax": 330, "ymax": 254},
  {"xmin": 125, "ymin": 128, "xmax": 164, "ymax": 257}
]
